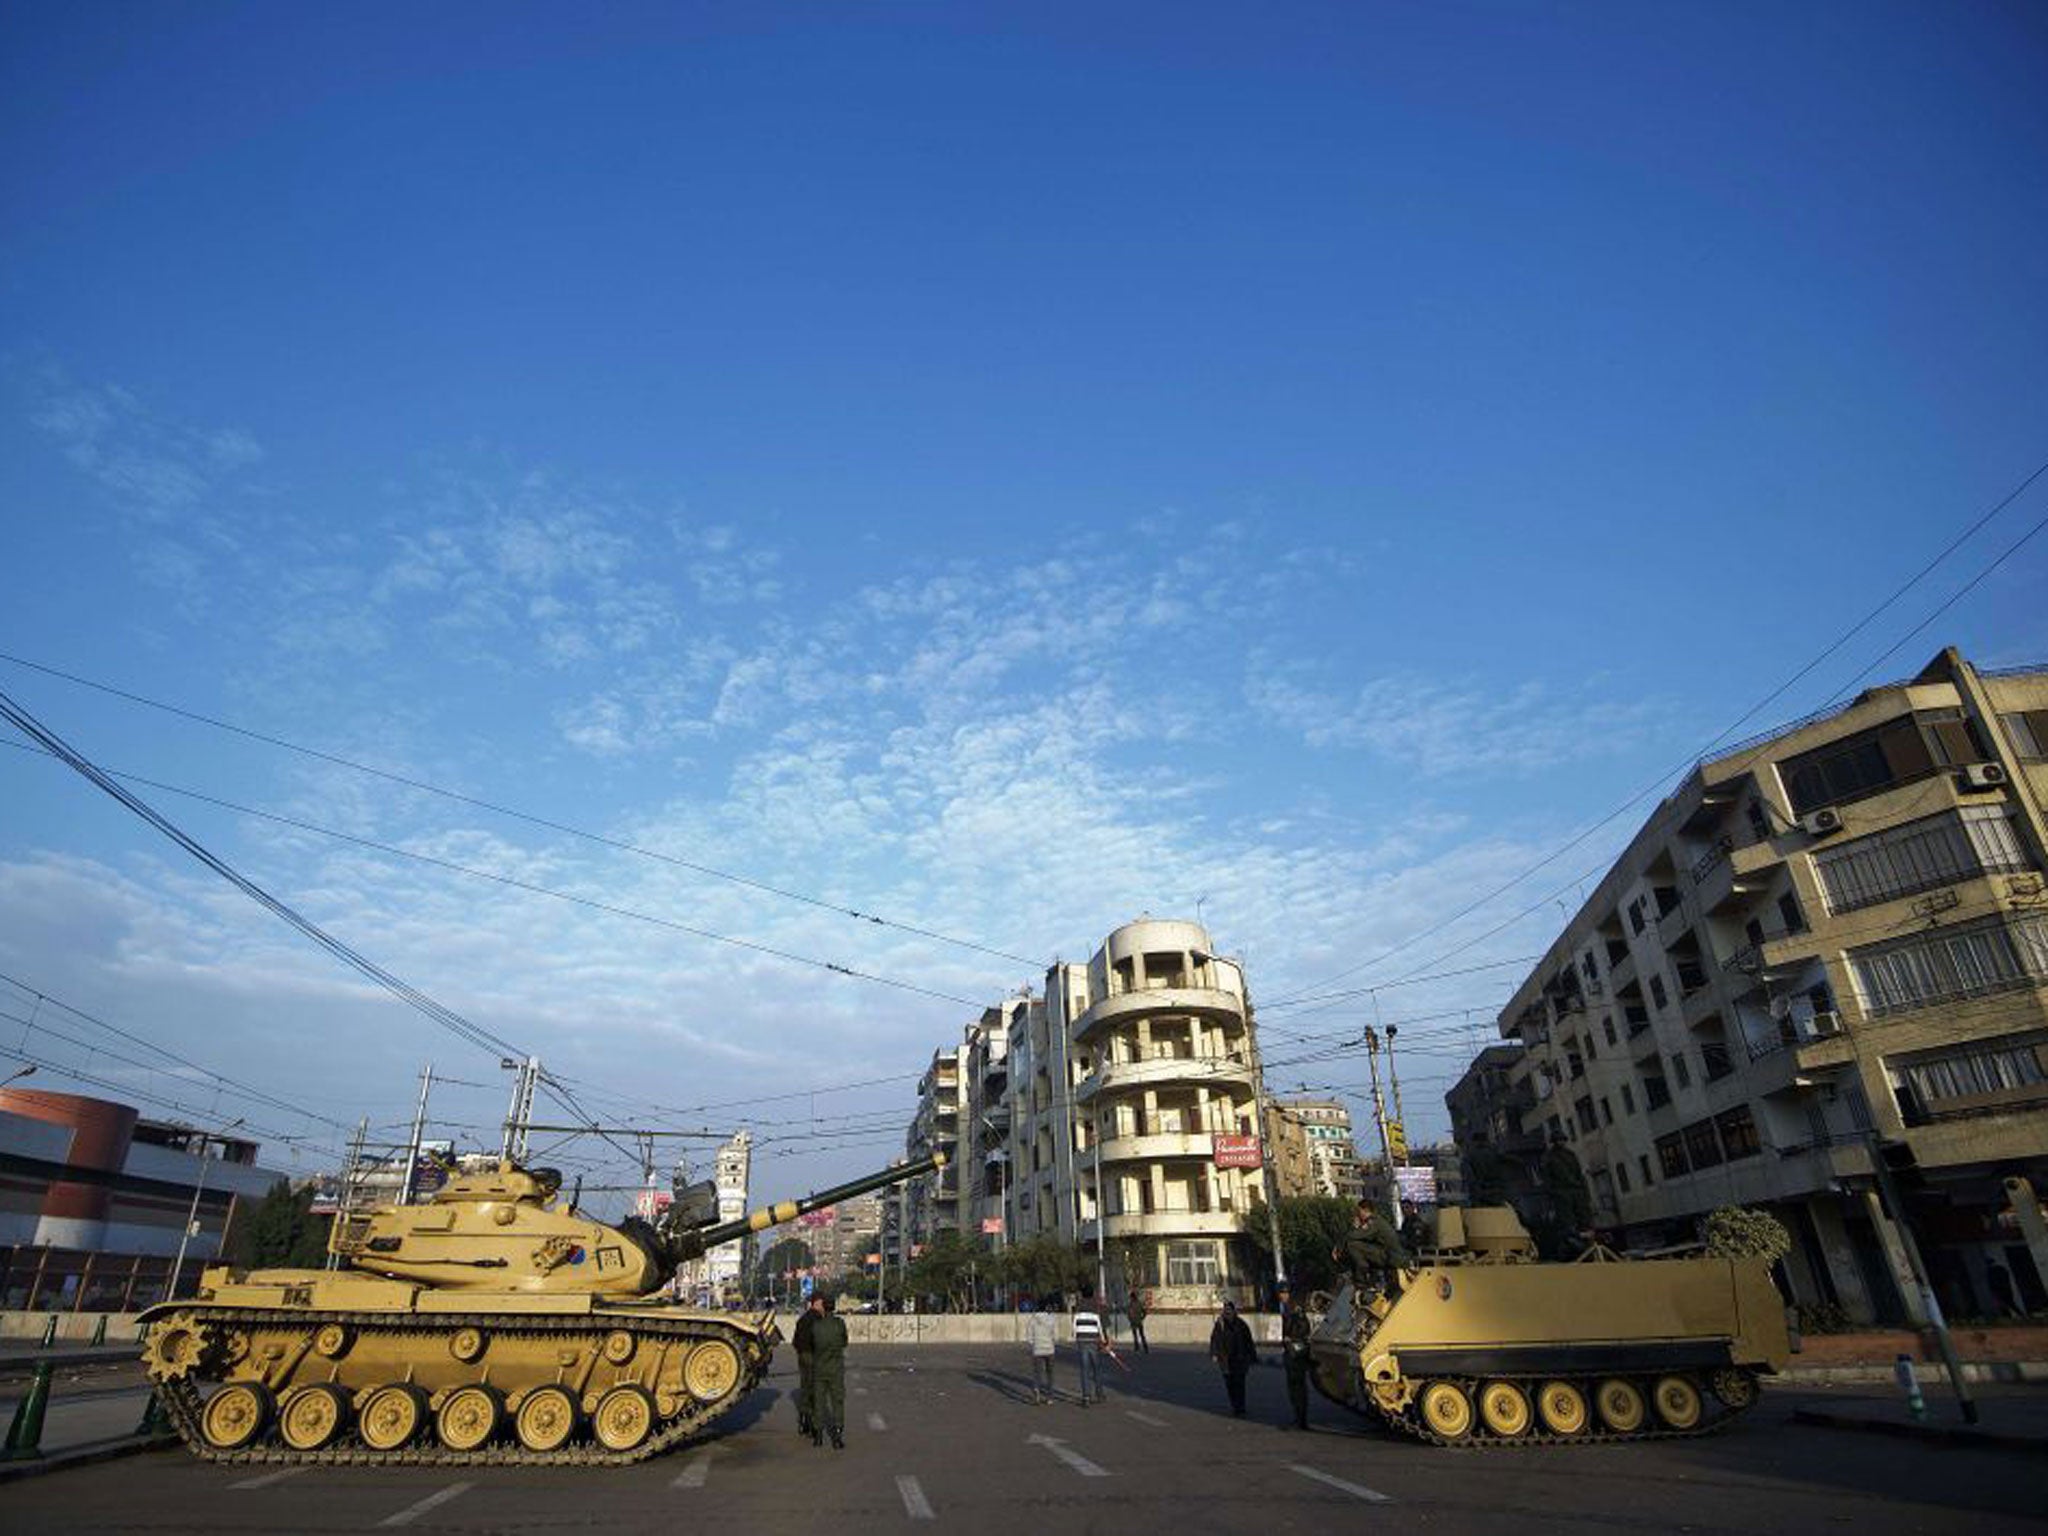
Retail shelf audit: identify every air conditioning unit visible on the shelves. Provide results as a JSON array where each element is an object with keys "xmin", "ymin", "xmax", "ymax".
[
  {"xmin": 1960, "ymin": 762, "xmax": 2009, "ymax": 790},
  {"xmin": 1800, "ymin": 807, "xmax": 1844, "ymax": 837}
]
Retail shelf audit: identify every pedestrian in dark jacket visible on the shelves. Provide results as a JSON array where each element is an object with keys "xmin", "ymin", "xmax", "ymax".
[
  {"xmin": 1124, "ymin": 1289, "xmax": 1150, "ymax": 1353},
  {"xmin": 1277, "ymin": 1283, "xmax": 1312, "ymax": 1430},
  {"xmin": 807, "ymin": 1293, "xmax": 850, "ymax": 1449},
  {"xmin": 1208, "ymin": 1299, "xmax": 1258, "ymax": 1417},
  {"xmin": 792, "ymin": 1292, "xmax": 823, "ymax": 1437}
]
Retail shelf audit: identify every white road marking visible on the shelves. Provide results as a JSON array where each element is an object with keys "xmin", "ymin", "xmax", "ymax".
[
  {"xmin": 868, "ymin": 1412, "xmax": 888, "ymax": 1431},
  {"xmin": 671, "ymin": 1450, "xmax": 715, "ymax": 1489},
  {"xmin": 1123, "ymin": 1409, "xmax": 1166, "ymax": 1427},
  {"xmin": 229, "ymin": 1466, "xmax": 312, "ymax": 1490},
  {"xmin": 1026, "ymin": 1432, "xmax": 1110, "ymax": 1477},
  {"xmin": 897, "ymin": 1474, "xmax": 935, "ymax": 1519},
  {"xmin": 376, "ymin": 1481, "xmax": 475, "ymax": 1528},
  {"xmin": 1291, "ymin": 1464, "xmax": 1391, "ymax": 1503}
]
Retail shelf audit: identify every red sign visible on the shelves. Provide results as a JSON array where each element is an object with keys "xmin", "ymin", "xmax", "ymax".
[
  {"xmin": 1213, "ymin": 1134, "xmax": 1263, "ymax": 1169},
  {"xmin": 980, "ymin": 1217, "xmax": 1005, "ymax": 1235}
]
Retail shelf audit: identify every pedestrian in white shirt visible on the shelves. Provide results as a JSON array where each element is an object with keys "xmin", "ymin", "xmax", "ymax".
[{"xmin": 1072, "ymin": 1284, "xmax": 1106, "ymax": 1406}]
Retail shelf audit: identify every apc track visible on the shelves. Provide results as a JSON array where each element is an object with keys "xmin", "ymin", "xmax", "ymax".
[{"xmin": 1360, "ymin": 1367, "xmax": 1762, "ymax": 1448}]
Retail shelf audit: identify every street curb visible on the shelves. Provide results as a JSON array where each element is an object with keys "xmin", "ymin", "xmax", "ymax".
[
  {"xmin": 1790, "ymin": 1408, "xmax": 2048, "ymax": 1455},
  {"xmin": 0, "ymin": 1432, "xmax": 178, "ymax": 1482}
]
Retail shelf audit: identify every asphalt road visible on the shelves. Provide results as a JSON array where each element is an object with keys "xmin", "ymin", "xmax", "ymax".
[{"xmin": 7, "ymin": 1346, "xmax": 2042, "ymax": 1535}]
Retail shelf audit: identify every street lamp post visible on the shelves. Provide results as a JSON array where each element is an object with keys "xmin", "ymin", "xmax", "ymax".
[
  {"xmin": 165, "ymin": 1119, "xmax": 244, "ymax": 1302},
  {"xmin": 0, "ymin": 1064, "xmax": 36, "ymax": 1092}
]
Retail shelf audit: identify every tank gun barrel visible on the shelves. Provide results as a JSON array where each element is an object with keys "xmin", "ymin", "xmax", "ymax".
[{"xmin": 668, "ymin": 1152, "xmax": 946, "ymax": 1263}]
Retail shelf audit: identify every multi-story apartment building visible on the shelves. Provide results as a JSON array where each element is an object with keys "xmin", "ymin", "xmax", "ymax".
[
  {"xmin": 904, "ymin": 1047, "xmax": 964, "ymax": 1250},
  {"xmin": 1445, "ymin": 1043, "xmax": 1545, "ymax": 1213},
  {"xmin": 963, "ymin": 999, "xmax": 1023, "ymax": 1246},
  {"xmin": 1489, "ymin": 648, "xmax": 2048, "ymax": 1324},
  {"xmin": 1001, "ymin": 918, "xmax": 1272, "ymax": 1308},
  {"xmin": 1268, "ymin": 1098, "xmax": 1366, "ymax": 1202}
]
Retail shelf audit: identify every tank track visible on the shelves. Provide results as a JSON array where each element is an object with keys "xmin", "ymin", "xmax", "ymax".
[
  {"xmin": 1366, "ymin": 1371, "xmax": 1759, "ymax": 1449},
  {"xmin": 149, "ymin": 1307, "xmax": 772, "ymax": 1468}
]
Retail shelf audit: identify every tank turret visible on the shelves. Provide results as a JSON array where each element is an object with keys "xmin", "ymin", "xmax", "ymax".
[{"xmin": 138, "ymin": 1150, "xmax": 945, "ymax": 1466}]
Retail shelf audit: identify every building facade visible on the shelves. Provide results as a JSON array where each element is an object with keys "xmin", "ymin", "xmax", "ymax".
[
  {"xmin": 904, "ymin": 1047, "xmax": 963, "ymax": 1251},
  {"xmin": 1486, "ymin": 648, "xmax": 2048, "ymax": 1323},
  {"xmin": 1268, "ymin": 1098, "xmax": 1366, "ymax": 1202}
]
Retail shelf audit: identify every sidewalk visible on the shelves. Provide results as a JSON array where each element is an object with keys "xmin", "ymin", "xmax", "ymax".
[
  {"xmin": 0, "ymin": 1359, "xmax": 172, "ymax": 1481},
  {"xmin": 1785, "ymin": 1381, "xmax": 2048, "ymax": 1455}
]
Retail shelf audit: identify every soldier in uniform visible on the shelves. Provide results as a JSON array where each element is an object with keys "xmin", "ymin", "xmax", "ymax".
[
  {"xmin": 1335, "ymin": 1198, "xmax": 1409, "ymax": 1297},
  {"xmin": 1277, "ymin": 1282, "xmax": 1312, "ymax": 1431},
  {"xmin": 807, "ymin": 1291, "xmax": 850, "ymax": 1449},
  {"xmin": 792, "ymin": 1290, "xmax": 824, "ymax": 1438}
]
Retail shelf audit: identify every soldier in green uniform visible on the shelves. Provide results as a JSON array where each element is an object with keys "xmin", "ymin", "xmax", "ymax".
[
  {"xmin": 1335, "ymin": 1198, "xmax": 1409, "ymax": 1297},
  {"xmin": 807, "ymin": 1291, "xmax": 850, "ymax": 1449},
  {"xmin": 792, "ymin": 1291, "xmax": 823, "ymax": 1438},
  {"xmin": 1277, "ymin": 1282, "xmax": 1312, "ymax": 1430}
]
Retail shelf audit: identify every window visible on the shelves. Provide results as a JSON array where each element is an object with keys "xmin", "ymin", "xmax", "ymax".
[
  {"xmin": 1656, "ymin": 1132, "xmax": 1690, "ymax": 1179},
  {"xmin": 1603, "ymin": 1017, "xmax": 1618, "ymax": 1047},
  {"xmin": 1849, "ymin": 914, "xmax": 2048, "ymax": 1017},
  {"xmin": 1643, "ymin": 1073, "xmax": 1671, "ymax": 1111},
  {"xmin": 1582, "ymin": 954, "xmax": 1599, "ymax": 983},
  {"xmin": 1715, "ymin": 1106, "xmax": 1761, "ymax": 1161},
  {"xmin": 1567, "ymin": 1049, "xmax": 1586, "ymax": 1081},
  {"xmin": 2002, "ymin": 710, "xmax": 2048, "ymax": 759},
  {"xmin": 1639, "ymin": 1154, "xmax": 1654, "ymax": 1186},
  {"xmin": 1783, "ymin": 715, "xmax": 1936, "ymax": 815},
  {"xmin": 1683, "ymin": 1118, "xmax": 1724, "ymax": 1170},
  {"xmin": 1575, "ymin": 1095, "xmax": 1597, "ymax": 1131},
  {"xmin": 1165, "ymin": 1240, "xmax": 1221, "ymax": 1287},
  {"xmin": 1629, "ymin": 900, "xmax": 1646, "ymax": 936},
  {"xmin": 1777, "ymin": 891, "xmax": 1806, "ymax": 936},
  {"xmin": 1893, "ymin": 1035, "xmax": 2048, "ymax": 1122},
  {"xmin": 1615, "ymin": 1161, "xmax": 1631, "ymax": 1193},
  {"xmin": 1671, "ymin": 1052, "xmax": 1691, "ymax": 1089},
  {"xmin": 1620, "ymin": 1083, "xmax": 1636, "ymax": 1115},
  {"xmin": 1813, "ymin": 807, "xmax": 2029, "ymax": 914},
  {"xmin": 1599, "ymin": 1097, "xmax": 1614, "ymax": 1127},
  {"xmin": 1649, "ymin": 975, "xmax": 1669, "ymax": 1011}
]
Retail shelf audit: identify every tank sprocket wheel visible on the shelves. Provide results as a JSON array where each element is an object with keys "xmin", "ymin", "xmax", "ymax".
[
  {"xmin": 279, "ymin": 1383, "xmax": 350, "ymax": 1451},
  {"xmin": 1478, "ymin": 1380, "xmax": 1532, "ymax": 1439},
  {"xmin": 436, "ymin": 1385, "xmax": 503, "ymax": 1451},
  {"xmin": 358, "ymin": 1384, "xmax": 428, "ymax": 1452},
  {"xmin": 1594, "ymin": 1377, "xmax": 1646, "ymax": 1434},
  {"xmin": 201, "ymin": 1382, "xmax": 274, "ymax": 1450},
  {"xmin": 592, "ymin": 1384, "xmax": 657, "ymax": 1452},
  {"xmin": 514, "ymin": 1386, "xmax": 580, "ymax": 1453},
  {"xmin": 1652, "ymin": 1375, "xmax": 1703, "ymax": 1430},
  {"xmin": 1710, "ymin": 1367, "xmax": 1758, "ymax": 1409},
  {"xmin": 143, "ymin": 1313, "xmax": 215, "ymax": 1381},
  {"xmin": 682, "ymin": 1338, "xmax": 743, "ymax": 1402},
  {"xmin": 1535, "ymin": 1380, "xmax": 1589, "ymax": 1436},
  {"xmin": 1417, "ymin": 1380, "xmax": 1475, "ymax": 1442}
]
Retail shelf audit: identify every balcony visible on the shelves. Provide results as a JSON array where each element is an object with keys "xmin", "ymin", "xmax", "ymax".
[
  {"xmin": 1089, "ymin": 1211, "xmax": 1245, "ymax": 1242},
  {"xmin": 1098, "ymin": 1131, "xmax": 1217, "ymax": 1163},
  {"xmin": 1077, "ymin": 1055, "xmax": 1257, "ymax": 1100},
  {"xmin": 1071, "ymin": 985, "xmax": 1246, "ymax": 1042}
]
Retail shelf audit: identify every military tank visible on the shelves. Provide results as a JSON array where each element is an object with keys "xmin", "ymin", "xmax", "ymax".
[
  {"xmin": 138, "ymin": 1151, "xmax": 943, "ymax": 1466},
  {"xmin": 1307, "ymin": 1204, "xmax": 1790, "ymax": 1447}
]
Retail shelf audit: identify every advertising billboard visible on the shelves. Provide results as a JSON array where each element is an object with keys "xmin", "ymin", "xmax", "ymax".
[{"xmin": 1213, "ymin": 1134, "xmax": 1263, "ymax": 1169}]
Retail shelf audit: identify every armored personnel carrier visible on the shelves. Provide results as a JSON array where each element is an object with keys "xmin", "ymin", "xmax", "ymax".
[
  {"xmin": 138, "ymin": 1152, "xmax": 942, "ymax": 1466},
  {"xmin": 1307, "ymin": 1205, "xmax": 1790, "ymax": 1446}
]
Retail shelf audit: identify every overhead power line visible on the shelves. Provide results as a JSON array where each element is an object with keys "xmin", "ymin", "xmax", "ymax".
[{"xmin": 0, "ymin": 649, "xmax": 1047, "ymax": 971}]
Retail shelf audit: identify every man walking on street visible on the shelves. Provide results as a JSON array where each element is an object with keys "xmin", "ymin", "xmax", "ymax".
[
  {"xmin": 1124, "ymin": 1288, "xmax": 1150, "ymax": 1353},
  {"xmin": 807, "ymin": 1292, "xmax": 849, "ymax": 1449},
  {"xmin": 792, "ymin": 1291, "xmax": 823, "ymax": 1439},
  {"xmin": 1072, "ymin": 1284, "xmax": 1106, "ymax": 1406},
  {"xmin": 1025, "ymin": 1295, "xmax": 1057, "ymax": 1404},
  {"xmin": 1278, "ymin": 1283, "xmax": 1312, "ymax": 1430},
  {"xmin": 1208, "ymin": 1298, "xmax": 1258, "ymax": 1417}
]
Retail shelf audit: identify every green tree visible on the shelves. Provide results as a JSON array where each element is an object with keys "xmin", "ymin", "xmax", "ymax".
[
  {"xmin": 905, "ymin": 1229, "xmax": 992, "ymax": 1311},
  {"xmin": 997, "ymin": 1235, "xmax": 1089, "ymax": 1301},
  {"xmin": 1242, "ymin": 1195, "xmax": 1354, "ymax": 1295},
  {"xmin": 230, "ymin": 1181, "xmax": 330, "ymax": 1269},
  {"xmin": 1702, "ymin": 1206, "xmax": 1791, "ymax": 1264}
]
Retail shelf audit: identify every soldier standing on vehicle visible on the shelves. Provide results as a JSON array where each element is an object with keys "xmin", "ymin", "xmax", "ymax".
[
  {"xmin": 1335, "ymin": 1198, "xmax": 1409, "ymax": 1297},
  {"xmin": 808, "ymin": 1292, "xmax": 849, "ymax": 1449},
  {"xmin": 792, "ymin": 1291, "xmax": 823, "ymax": 1438},
  {"xmin": 1277, "ymin": 1283, "xmax": 1312, "ymax": 1430}
]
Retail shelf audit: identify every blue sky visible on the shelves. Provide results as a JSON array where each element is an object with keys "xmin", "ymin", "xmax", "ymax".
[{"xmin": 2, "ymin": 4, "xmax": 2044, "ymax": 1203}]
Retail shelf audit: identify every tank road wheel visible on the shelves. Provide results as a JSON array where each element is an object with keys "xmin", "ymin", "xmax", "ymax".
[
  {"xmin": 1417, "ymin": 1380, "xmax": 1475, "ymax": 1443},
  {"xmin": 592, "ymin": 1384, "xmax": 657, "ymax": 1453},
  {"xmin": 201, "ymin": 1382, "xmax": 274, "ymax": 1451},
  {"xmin": 436, "ymin": 1385, "xmax": 503, "ymax": 1452},
  {"xmin": 1710, "ymin": 1368, "xmax": 1759, "ymax": 1410},
  {"xmin": 144, "ymin": 1313, "xmax": 214, "ymax": 1381},
  {"xmin": 1652, "ymin": 1375, "xmax": 1703, "ymax": 1430},
  {"xmin": 1594, "ymin": 1378, "xmax": 1646, "ymax": 1434},
  {"xmin": 1478, "ymin": 1381, "xmax": 1533, "ymax": 1439},
  {"xmin": 357, "ymin": 1385, "xmax": 427, "ymax": 1452},
  {"xmin": 1535, "ymin": 1380, "xmax": 1590, "ymax": 1437},
  {"xmin": 514, "ymin": 1386, "xmax": 581, "ymax": 1453},
  {"xmin": 279, "ymin": 1383, "xmax": 351, "ymax": 1451},
  {"xmin": 682, "ymin": 1338, "xmax": 744, "ymax": 1403},
  {"xmin": 448, "ymin": 1326, "xmax": 487, "ymax": 1363}
]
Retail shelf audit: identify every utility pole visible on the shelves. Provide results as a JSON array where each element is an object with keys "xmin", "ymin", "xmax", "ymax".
[
  {"xmin": 1090, "ymin": 1108, "xmax": 1108, "ymax": 1304},
  {"xmin": 500, "ymin": 1055, "xmax": 539, "ymax": 1162},
  {"xmin": 1867, "ymin": 1133, "xmax": 1978, "ymax": 1424},
  {"xmin": 401, "ymin": 1062, "xmax": 433, "ymax": 1205},
  {"xmin": 328, "ymin": 1115, "xmax": 369, "ymax": 1271},
  {"xmin": 1362, "ymin": 1030, "xmax": 1400, "ymax": 1222}
]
